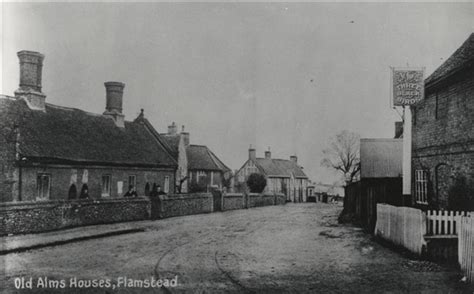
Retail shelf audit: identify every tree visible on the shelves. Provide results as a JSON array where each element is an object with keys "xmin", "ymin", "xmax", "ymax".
[
  {"xmin": 321, "ymin": 130, "xmax": 360, "ymax": 185},
  {"xmin": 246, "ymin": 173, "xmax": 267, "ymax": 193}
]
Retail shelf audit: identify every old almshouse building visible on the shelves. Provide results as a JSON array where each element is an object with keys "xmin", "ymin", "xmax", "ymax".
[
  {"xmin": 0, "ymin": 51, "xmax": 177, "ymax": 202},
  {"xmin": 412, "ymin": 33, "xmax": 474, "ymax": 210}
]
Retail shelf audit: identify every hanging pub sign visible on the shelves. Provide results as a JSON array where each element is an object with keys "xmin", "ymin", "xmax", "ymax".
[{"xmin": 392, "ymin": 68, "xmax": 424, "ymax": 106}]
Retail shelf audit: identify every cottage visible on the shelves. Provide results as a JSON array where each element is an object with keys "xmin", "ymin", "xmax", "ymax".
[
  {"xmin": 412, "ymin": 33, "xmax": 474, "ymax": 210},
  {"xmin": 235, "ymin": 147, "xmax": 309, "ymax": 202},
  {"xmin": 0, "ymin": 51, "xmax": 177, "ymax": 202},
  {"xmin": 161, "ymin": 123, "xmax": 231, "ymax": 193}
]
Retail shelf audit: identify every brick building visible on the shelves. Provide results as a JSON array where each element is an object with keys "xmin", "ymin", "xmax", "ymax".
[
  {"xmin": 161, "ymin": 123, "xmax": 231, "ymax": 193},
  {"xmin": 412, "ymin": 33, "xmax": 474, "ymax": 210},
  {"xmin": 235, "ymin": 147, "xmax": 309, "ymax": 202},
  {"xmin": 0, "ymin": 51, "xmax": 177, "ymax": 202}
]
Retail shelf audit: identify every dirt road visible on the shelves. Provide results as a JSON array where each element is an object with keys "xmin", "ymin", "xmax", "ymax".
[{"xmin": 2, "ymin": 203, "xmax": 471, "ymax": 293}]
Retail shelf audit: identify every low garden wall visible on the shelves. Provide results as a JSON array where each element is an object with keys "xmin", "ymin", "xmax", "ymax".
[
  {"xmin": 0, "ymin": 198, "xmax": 150, "ymax": 236},
  {"xmin": 1, "ymin": 192, "xmax": 288, "ymax": 235},
  {"xmin": 156, "ymin": 193, "xmax": 213, "ymax": 218},
  {"xmin": 222, "ymin": 193, "xmax": 245, "ymax": 210}
]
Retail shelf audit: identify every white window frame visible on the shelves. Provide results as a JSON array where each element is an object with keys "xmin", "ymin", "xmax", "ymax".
[
  {"xmin": 415, "ymin": 170, "xmax": 428, "ymax": 204},
  {"xmin": 101, "ymin": 175, "xmax": 111, "ymax": 197},
  {"xmin": 36, "ymin": 173, "xmax": 51, "ymax": 200},
  {"xmin": 164, "ymin": 176, "xmax": 170, "ymax": 193}
]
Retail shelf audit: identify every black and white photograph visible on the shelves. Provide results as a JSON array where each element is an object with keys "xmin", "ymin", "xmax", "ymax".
[{"xmin": 0, "ymin": 1, "xmax": 473, "ymax": 293}]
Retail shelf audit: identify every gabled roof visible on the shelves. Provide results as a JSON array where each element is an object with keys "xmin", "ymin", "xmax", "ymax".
[
  {"xmin": 360, "ymin": 138, "xmax": 402, "ymax": 178},
  {"xmin": 425, "ymin": 33, "xmax": 474, "ymax": 87},
  {"xmin": 0, "ymin": 97, "xmax": 177, "ymax": 167},
  {"xmin": 187, "ymin": 144, "xmax": 231, "ymax": 172},
  {"xmin": 160, "ymin": 134, "xmax": 180, "ymax": 159},
  {"xmin": 255, "ymin": 158, "xmax": 308, "ymax": 179}
]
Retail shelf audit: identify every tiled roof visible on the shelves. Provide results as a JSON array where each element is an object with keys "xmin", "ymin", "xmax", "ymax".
[
  {"xmin": 255, "ymin": 158, "xmax": 308, "ymax": 179},
  {"xmin": 161, "ymin": 134, "xmax": 180, "ymax": 159},
  {"xmin": 425, "ymin": 33, "xmax": 474, "ymax": 87},
  {"xmin": 0, "ymin": 97, "xmax": 177, "ymax": 167},
  {"xmin": 187, "ymin": 145, "xmax": 230, "ymax": 172}
]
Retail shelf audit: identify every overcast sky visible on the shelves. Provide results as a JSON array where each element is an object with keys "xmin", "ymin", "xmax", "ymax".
[{"xmin": 1, "ymin": 2, "xmax": 473, "ymax": 184}]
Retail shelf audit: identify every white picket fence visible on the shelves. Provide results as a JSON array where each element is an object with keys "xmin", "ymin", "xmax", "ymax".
[
  {"xmin": 375, "ymin": 204, "xmax": 426, "ymax": 255},
  {"xmin": 458, "ymin": 216, "xmax": 474, "ymax": 283},
  {"xmin": 425, "ymin": 210, "xmax": 471, "ymax": 236}
]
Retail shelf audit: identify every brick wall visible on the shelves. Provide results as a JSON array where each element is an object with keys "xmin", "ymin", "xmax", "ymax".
[
  {"xmin": 412, "ymin": 67, "xmax": 474, "ymax": 209},
  {"xmin": 17, "ymin": 165, "xmax": 175, "ymax": 201},
  {"xmin": 0, "ymin": 198, "xmax": 150, "ymax": 236},
  {"xmin": 156, "ymin": 193, "xmax": 213, "ymax": 218},
  {"xmin": 222, "ymin": 193, "xmax": 245, "ymax": 210}
]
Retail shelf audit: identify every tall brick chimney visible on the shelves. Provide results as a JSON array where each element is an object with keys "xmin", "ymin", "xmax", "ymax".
[
  {"xmin": 181, "ymin": 125, "xmax": 190, "ymax": 147},
  {"xmin": 265, "ymin": 147, "xmax": 271, "ymax": 159},
  {"xmin": 103, "ymin": 82, "xmax": 125, "ymax": 128},
  {"xmin": 249, "ymin": 145, "xmax": 256, "ymax": 161},
  {"xmin": 14, "ymin": 50, "xmax": 46, "ymax": 111},
  {"xmin": 290, "ymin": 155, "xmax": 298, "ymax": 164}
]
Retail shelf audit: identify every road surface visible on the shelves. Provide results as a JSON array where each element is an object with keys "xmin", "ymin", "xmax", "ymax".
[{"xmin": 2, "ymin": 203, "xmax": 471, "ymax": 293}]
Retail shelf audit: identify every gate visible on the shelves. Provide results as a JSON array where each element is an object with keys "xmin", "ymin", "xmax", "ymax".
[{"xmin": 212, "ymin": 190, "xmax": 222, "ymax": 212}]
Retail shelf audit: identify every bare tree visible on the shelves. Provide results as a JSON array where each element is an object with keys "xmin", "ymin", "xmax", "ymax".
[{"xmin": 321, "ymin": 130, "xmax": 360, "ymax": 185}]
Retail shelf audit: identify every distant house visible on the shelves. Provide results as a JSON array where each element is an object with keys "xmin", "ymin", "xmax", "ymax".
[
  {"xmin": 235, "ymin": 147, "xmax": 309, "ymax": 202},
  {"xmin": 313, "ymin": 183, "xmax": 345, "ymax": 202},
  {"xmin": 412, "ymin": 33, "xmax": 474, "ymax": 210},
  {"xmin": 0, "ymin": 51, "xmax": 178, "ymax": 202},
  {"xmin": 161, "ymin": 123, "xmax": 231, "ymax": 193}
]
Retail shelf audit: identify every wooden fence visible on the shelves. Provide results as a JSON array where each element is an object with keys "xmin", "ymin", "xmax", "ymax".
[
  {"xmin": 374, "ymin": 204, "xmax": 426, "ymax": 255},
  {"xmin": 458, "ymin": 216, "xmax": 474, "ymax": 283},
  {"xmin": 426, "ymin": 210, "xmax": 470, "ymax": 236}
]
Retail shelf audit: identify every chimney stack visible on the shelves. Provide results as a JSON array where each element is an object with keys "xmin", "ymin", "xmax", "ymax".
[
  {"xmin": 103, "ymin": 82, "xmax": 125, "ymax": 127},
  {"xmin": 249, "ymin": 145, "xmax": 256, "ymax": 161},
  {"xmin": 181, "ymin": 125, "xmax": 190, "ymax": 147},
  {"xmin": 290, "ymin": 155, "xmax": 298, "ymax": 164},
  {"xmin": 14, "ymin": 50, "xmax": 46, "ymax": 111},
  {"xmin": 395, "ymin": 121, "xmax": 403, "ymax": 138},
  {"xmin": 264, "ymin": 147, "xmax": 271, "ymax": 159},
  {"xmin": 168, "ymin": 122, "xmax": 178, "ymax": 135}
]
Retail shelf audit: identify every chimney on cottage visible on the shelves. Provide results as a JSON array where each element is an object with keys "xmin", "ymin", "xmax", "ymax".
[
  {"xmin": 14, "ymin": 50, "xmax": 46, "ymax": 111},
  {"xmin": 249, "ymin": 145, "xmax": 256, "ymax": 161},
  {"xmin": 265, "ymin": 147, "xmax": 271, "ymax": 159},
  {"xmin": 103, "ymin": 81, "xmax": 125, "ymax": 128},
  {"xmin": 395, "ymin": 121, "xmax": 403, "ymax": 138},
  {"xmin": 290, "ymin": 155, "xmax": 298, "ymax": 164},
  {"xmin": 181, "ymin": 125, "xmax": 190, "ymax": 147},
  {"xmin": 168, "ymin": 122, "xmax": 178, "ymax": 135}
]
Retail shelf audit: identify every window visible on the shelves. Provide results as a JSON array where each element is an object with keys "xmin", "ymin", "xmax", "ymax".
[
  {"xmin": 415, "ymin": 170, "xmax": 429, "ymax": 204},
  {"xmin": 128, "ymin": 175, "xmax": 136, "ymax": 189},
  {"xmin": 36, "ymin": 173, "xmax": 51, "ymax": 200},
  {"xmin": 164, "ymin": 176, "xmax": 170, "ymax": 193},
  {"xmin": 197, "ymin": 171, "xmax": 206, "ymax": 183},
  {"xmin": 101, "ymin": 175, "xmax": 111, "ymax": 196}
]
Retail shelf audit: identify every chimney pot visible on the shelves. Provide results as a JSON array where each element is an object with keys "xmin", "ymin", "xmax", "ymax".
[
  {"xmin": 168, "ymin": 122, "xmax": 178, "ymax": 135},
  {"xmin": 103, "ymin": 81, "xmax": 125, "ymax": 127},
  {"xmin": 290, "ymin": 155, "xmax": 298, "ymax": 164},
  {"xmin": 249, "ymin": 146, "xmax": 256, "ymax": 161},
  {"xmin": 264, "ymin": 147, "xmax": 271, "ymax": 159},
  {"xmin": 14, "ymin": 50, "xmax": 46, "ymax": 110},
  {"xmin": 104, "ymin": 81, "xmax": 125, "ymax": 113}
]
